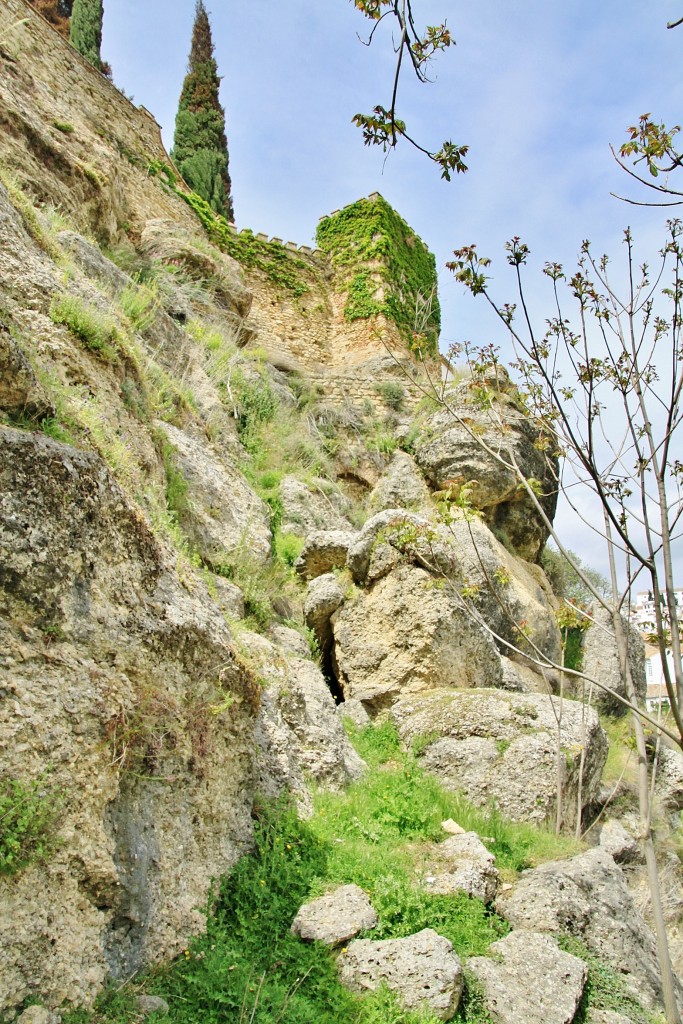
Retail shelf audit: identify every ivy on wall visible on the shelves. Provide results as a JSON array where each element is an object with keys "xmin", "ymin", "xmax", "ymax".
[
  {"xmin": 149, "ymin": 162, "xmax": 311, "ymax": 297},
  {"xmin": 316, "ymin": 195, "xmax": 440, "ymax": 356}
]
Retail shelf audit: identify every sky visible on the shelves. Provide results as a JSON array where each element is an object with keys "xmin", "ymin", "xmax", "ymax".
[{"xmin": 101, "ymin": 1, "xmax": 683, "ymax": 580}]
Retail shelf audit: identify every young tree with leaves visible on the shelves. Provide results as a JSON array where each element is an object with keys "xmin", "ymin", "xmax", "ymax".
[
  {"xmin": 172, "ymin": 0, "xmax": 233, "ymax": 222},
  {"xmin": 69, "ymin": 0, "xmax": 102, "ymax": 69}
]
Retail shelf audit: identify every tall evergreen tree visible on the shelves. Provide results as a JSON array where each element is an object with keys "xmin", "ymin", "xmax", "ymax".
[
  {"xmin": 172, "ymin": 1, "xmax": 234, "ymax": 222},
  {"xmin": 69, "ymin": 0, "xmax": 103, "ymax": 69}
]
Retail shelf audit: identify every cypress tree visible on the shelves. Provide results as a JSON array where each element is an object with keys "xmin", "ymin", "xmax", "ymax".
[
  {"xmin": 172, "ymin": 1, "xmax": 234, "ymax": 222},
  {"xmin": 69, "ymin": 0, "xmax": 103, "ymax": 69}
]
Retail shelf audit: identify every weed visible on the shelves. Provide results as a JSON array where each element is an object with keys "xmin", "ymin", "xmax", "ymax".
[
  {"xmin": 374, "ymin": 380, "xmax": 405, "ymax": 411},
  {"xmin": 52, "ymin": 121, "xmax": 75, "ymax": 134},
  {"xmin": 49, "ymin": 294, "xmax": 120, "ymax": 362},
  {"xmin": 119, "ymin": 281, "xmax": 159, "ymax": 334},
  {"xmin": 274, "ymin": 531, "xmax": 304, "ymax": 568},
  {"xmin": 0, "ymin": 772, "xmax": 63, "ymax": 875},
  {"xmin": 559, "ymin": 936, "xmax": 662, "ymax": 1024}
]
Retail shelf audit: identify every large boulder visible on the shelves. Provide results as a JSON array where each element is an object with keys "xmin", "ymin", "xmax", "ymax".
[
  {"xmin": 391, "ymin": 689, "xmax": 607, "ymax": 828},
  {"xmin": 251, "ymin": 632, "xmax": 365, "ymax": 815},
  {"xmin": 367, "ymin": 451, "xmax": 432, "ymax": 513},
  {"xmin": 413, "ymin": 369, "xmax": 557, "ymax": 561},
  {"xmin": 291, "ymin": 884, "xmax": 377, "ymax": 947},
  {"xmin": 496, "ymin": 847, "xmax": 683, "ymax": 1011},
  {"xmin": 581, "ymin": 607, "xmax": 646, "ymax": 715},
  {"xmin": 0, "ymin": 428, "xmax": 257, "ymax": 1009},
  {"xmin": 344, "ymin": 509, "xmax": 562, "ymax": 666},
  {"xmin": 468, "ymin": 931, "xmax": 587, "ymax": 1024},
  {"xmin": 295, "ymin": 530, "xmax": 356, "ymax": 581},
  {"xmin": 332, "ymin": 565, "xmax": 502, "ymax": 712},
  {"xmin": 155, "ymin": 421, "xmax": 272, "ymax": 567},
  {"xmin": 422, "ymin": 831, "xmax": 499, "ymax": 903},
  {"xmin": 279, "ymin": 475, "xmax": 353, "ymax": 538},
  {"xmin": 304, "ymin": 573, "xmax": 346, "ymax": 659},
  {"xmin": 339, "ymin": 929, "xmax": 464, "ymax": 1021}
]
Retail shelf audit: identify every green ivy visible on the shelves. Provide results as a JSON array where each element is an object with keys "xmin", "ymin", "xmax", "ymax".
[
  {"xmin": 148, "ymin": 163, "xmax": 311, "ymax": 297},
  {"xmin": 0, "ymin": 773, "xmax": 63, "ymax": 876},
  {"xmin": 316, "ymin": 195, "xmax": 440, "ymax": 356}
]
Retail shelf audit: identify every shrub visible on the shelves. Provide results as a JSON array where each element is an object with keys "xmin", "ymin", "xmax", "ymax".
[
  {"xmin": 275, "ymin": 531, "xmax": 304, "ymax": 568},
  {"xmin": 0, "ymin": 773, "xmax": 63, "ymax": 875},
  {"xmin": 374, "ymin": 380, "xmax": 405, "ymax": 410},
  {"xmin": 49, "ymin": 293, "xmax": 119, "ymax": 361}
]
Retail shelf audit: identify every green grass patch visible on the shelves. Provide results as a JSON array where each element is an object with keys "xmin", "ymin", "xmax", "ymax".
[
  {"xmin": 559, "ymin": 936, "xmax": 663, "ymax": 1024},
  {"xmin": 50, "ymin": 293, "xmax": 120, "ymax": 362}
]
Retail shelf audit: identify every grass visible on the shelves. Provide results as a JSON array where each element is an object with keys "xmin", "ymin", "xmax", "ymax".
[
  {"xmin": 50, "ymin": 293, "xmax": 120, "ymax": 362},
  {"xmin": 559, "ymin": 936, "xmax": 664, "ymax": 1024}
]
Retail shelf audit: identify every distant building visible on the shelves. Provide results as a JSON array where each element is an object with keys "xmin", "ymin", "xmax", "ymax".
[{"xmin": 630, "ymin": 591, "xmax": 682, "ymax": 712}]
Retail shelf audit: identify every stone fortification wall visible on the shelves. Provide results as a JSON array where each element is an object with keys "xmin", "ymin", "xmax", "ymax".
[{"xmin": 0, "ymin": 0, "xmax": 199, "ymax": 239}]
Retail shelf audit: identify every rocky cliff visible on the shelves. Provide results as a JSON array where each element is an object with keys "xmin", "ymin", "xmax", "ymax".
[{"xmin": 1, "ymin": 3, "xmax": 681, "ymax": 1021}]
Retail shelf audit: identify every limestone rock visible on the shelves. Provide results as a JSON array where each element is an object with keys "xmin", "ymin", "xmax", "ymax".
[
  {"xmin": 140, "ymin": 219, "xmax": 252, "ymax": 317},
  {"xmin": 423, "ymin": 832, "xmax": 499, "ymax": 903},
  {"xmin": 413, "ymin": 371, "xmax": 557, "ymax": 561},
  {"xmin": 582, "ymin": 607, "xmax": 647, "ymax": 714},
  {"xmin": 210, "ymin": 575, "xmax": 246, "ymax": 620},
  {"xmin": 0, "ymin": 322, "xmax": 53, "ymax": 418},
  {"xmin": 268, "ymin": 624, "xmax": 311, "ymax": 659},
  {"xmin": 156, "ymin": 421, "xmax": 272, "ymax": 567},
  {"xmin": 598, "ymin": 819, "xmax": 641, "ymax": 864},
  {"xmin": 332, "ymin": 565, "xmax": 502, "ymax": 712},
  {"xmin": 295, "ymin": 530, "xmax": 356, "ymax": 581},
  {"xmin": 253, "ymin": 636, "xmax": 365, "ymax": 814},
  {"xmin": 344, "ymin": 509, "xmax": 561, "ymax": 666},
  {"xmin": 346, "ymin": 509, "xmax": 456, "ymax": 586},
  {"xmin": 135, "ymin": 996, "xmax": 170, "ymax": 1017},
  {"xmin": 501, "ymin": 656, "xmax": 554, "ymax": 694},
  {"xmin": 291, "ymin": 884, "xmax": 377, "ymax": 946},
  {"xmin": 304, "ymin": 573, "xmax": 346, "ymax": 658},
  {"xmin": 368, "ymin": 451, "xmax": 431, "ymax": 512},
  {"xmin": 339, "ymin": 928, "xmax": 464, "ymax": 1021},
  {"xmin": 279, "ymin": 475, "xmax": 353, "ymax": 537},
  {"xmin": 0, "ymin": 428, "xmax": 256, "ymax": 1009},
  {"xmin": 442, "ymin": 516, "xmax": 562, "ymax": 666},
  {"xmin": 654, "ymin": 746, "xmax": 683, "ymax": 816},
  {"xmin": 468, "ymin": 931, "xmax": 587, "ymax": 1024},
  {"xmin": 57, "ymin": 231, "xmax": 131, "ymax": 294},
  {"xmin": 338, "ymin": 698, "xmax": 371, "ymax": 730},
  {"xmin": 17, "ymin": 1009, "xmax": 61, "ymax": 1024},
  {"xmin": 391, "ymin": 689, "xmax": 607, "ymax": 827},
  {"xmin": 496, "ymin": 847, "xmax": 682, "ymax": 1010}
]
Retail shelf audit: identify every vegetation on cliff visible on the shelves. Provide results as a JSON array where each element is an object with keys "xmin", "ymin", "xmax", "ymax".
[{"xmin": 172, "ymin": 0, "xmax": 233, "ymax": 222}]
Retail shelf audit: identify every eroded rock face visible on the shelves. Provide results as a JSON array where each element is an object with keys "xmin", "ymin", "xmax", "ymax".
[
  {"xmin": 140, "ymin": 218, "xmax": 252, "ymax": 318},
  {"xmin": 423, "ymin": 832, "xmax": 499, "ymax": 904},
  {"xmin": 581, "ymin": 607, "xmax": 647, "ymax": 715},
  {"xmin": 367, "ymin": 451, "xmax": 431, "ymax": 513},
  {"xmin": 468, "ymin": 931, "xmax": 587, "ymax": 1024},
  {"xmin": 339, "ymin": 929, "xmax": 464, "ymax": 1021},
  {"xmin": 413, "ymin": 371, "xmax": 557, "ymax": 561},
  {"xmin": 332, "ymin": 565, "xmax": 502, "ymax": 712},
  {"xmin": 291, "ymin": 884, "xmax": 377, "ymax": 947},
  {"xmin": 391, "ymin": 689, "xmax": 607, "ymax": 827},
  {"xmin": 295, "ymin": 530, "xmax": 356, "ymax": 581},
  {"xmin": 251, "ymin": 632, "xmax": 365, "ymax": 815},
  {"xmin": 156, "ymin": 421, "xmax": 272, "ymax": 567},
  {"xmin": 496, "ymin": 847, "xmax": 683, "ymax": 1011},
  {"xmin": 304, "ymin": 573, "xmax": 346, "ymax": 659},
  {"xmin": 0, "ymin": 428, "xmax": 257, "ymax": 1009},
  {"xmin": 279, "ymin": 476, "xmax": 353, "ymax": 538}
]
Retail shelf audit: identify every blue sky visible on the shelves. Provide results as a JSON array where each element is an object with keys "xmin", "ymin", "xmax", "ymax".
[
  {"xmin": 102, "ymin": 1, "xmax": 683, "ymax": 579},
  {"xmin": 102, "ymin": 1, "xmax": 683, "ymax": 356}
]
